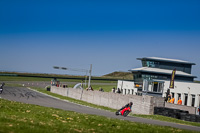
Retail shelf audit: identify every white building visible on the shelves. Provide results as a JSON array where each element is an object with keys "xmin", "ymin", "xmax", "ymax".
[{"xmin": 117, "ymin": 57, "xmax": 200, "ymax": 107}]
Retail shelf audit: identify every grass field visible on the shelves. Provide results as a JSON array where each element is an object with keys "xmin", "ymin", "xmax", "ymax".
[
  {"xmin": 0, "ymin": 75, "xmax": 116, "ymax": 83},
  {"xmin": 0, "ymin": 98, "xmax": 198, "ymax": 133},
  {"xmin": 0, "ymin": 75, "xmax": 117, "ymax": 92}
]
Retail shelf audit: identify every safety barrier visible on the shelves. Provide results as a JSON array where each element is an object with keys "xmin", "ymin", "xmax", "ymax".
[{"xmin": 154, "ymin": 107, "xmax": 200, "ymax": 122}]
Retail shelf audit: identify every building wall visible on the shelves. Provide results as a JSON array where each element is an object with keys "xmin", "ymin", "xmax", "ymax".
[
  {"xmin": 117, "ymin": 80, "xmax": 200, "ymax": 108},
  {"xmin": 117, "ymin": 80, "xmax": 137, "ymax": 95},
  {"xmin": 51, "ymin": 86, "xmax": 163, "ymax": 115},
  {"xmin": 162, "ymin": 81, "xmax": 200, "ymax": 107}
]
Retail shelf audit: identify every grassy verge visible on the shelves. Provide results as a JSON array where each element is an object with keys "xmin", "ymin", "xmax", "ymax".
[{"xmin": 0, "ymin": 98, "xmax": 197, "ymax": 133}]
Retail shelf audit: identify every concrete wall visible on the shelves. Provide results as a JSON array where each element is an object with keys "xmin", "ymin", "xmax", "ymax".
[{"xmin": 51, "ymin": 86, "xmax": 164, "ymax": 115}]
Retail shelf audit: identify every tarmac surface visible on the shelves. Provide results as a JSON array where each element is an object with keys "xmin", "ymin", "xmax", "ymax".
[{"xmin": 1, "ymin": 86, "xmax": 200, "ymax": 132}]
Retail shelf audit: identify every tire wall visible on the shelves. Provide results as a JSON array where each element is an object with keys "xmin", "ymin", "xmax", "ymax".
[{"xmin": 154, "ymin": 107, "xmax": 200, "ymax": 123}]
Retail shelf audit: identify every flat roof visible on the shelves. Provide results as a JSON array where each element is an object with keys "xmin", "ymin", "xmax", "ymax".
[
  {"xmin": 137, "ymin": 57, "xmax": 196, "ymax": 65},
  {"xmin": 129, "ymin": 67, "xmax": 197, "ymax": 78}
]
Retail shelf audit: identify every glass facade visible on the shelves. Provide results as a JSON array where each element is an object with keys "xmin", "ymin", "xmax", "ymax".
[
  {"xmin": 141, "ymin": 60, "xmax": 192, "ymax": 74},
  {"xmin": 143, "ymin": 80, "xmax": 164, "ymax": 93},
  {"xmin": 133, "ymin": 72, "xmax": 194, "ymax": 82},
  {"xmin": 142, "ymin": 61, "xmax": 160, "ymax": 68}
]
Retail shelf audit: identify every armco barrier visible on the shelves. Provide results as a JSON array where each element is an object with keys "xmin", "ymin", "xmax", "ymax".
[{"xmin": 51, "ymin": 86, "xmax": 165, "ymax": 115}]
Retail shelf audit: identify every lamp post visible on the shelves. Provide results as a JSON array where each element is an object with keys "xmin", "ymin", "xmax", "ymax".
[
  {"xmin": 53, "ymin": 64, "xmax": 92, "ymax": 88},
  {"xmin": 88, "ymin": 64, "xmax": 92, "ymax": 88}
]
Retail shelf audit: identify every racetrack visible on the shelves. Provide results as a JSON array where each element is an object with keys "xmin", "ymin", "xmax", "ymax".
[{"xmin": 1, "ymin": 86, "xmax": 200, "ymax": 132}]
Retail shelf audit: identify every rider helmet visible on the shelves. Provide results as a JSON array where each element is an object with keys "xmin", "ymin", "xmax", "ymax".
[{"xmin": 130, "ymin": 102, "xmax": 133, "ymax": 105}]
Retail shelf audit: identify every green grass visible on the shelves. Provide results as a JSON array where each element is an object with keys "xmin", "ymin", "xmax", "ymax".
[
  {"xmin": 0, "ymin": 98, "xmax": 197, "ymax": 133},
  {"xmin": 0, "ymin": 76, "xmax": 53, "ymax": 81},
  {"xmin": 0, "ymin": 75, "xmax": 116, "ymax": 92},
  {"xmin": 0, "ymin": 75, "xmax": 117, "ymax": 83}
]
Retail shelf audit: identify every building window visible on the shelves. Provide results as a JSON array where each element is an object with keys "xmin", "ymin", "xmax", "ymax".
[
  {"xmin": 132, "ymin": 90, "xmax": 134, "ymax": 95},
  {"xmin": 134, "ymin": 74, "xmax": 142, "ymax": 80},
  {"xmin": 171, "ymin": 93, "xmax": 174, "ymax": 98},
  {"xmin": 153, "ymin": 82, "xmax": 158, "ymax": 92},
  {"xmin": 146, "ymin": 81, "xmax": 163, "ymax": 93},
  {"xmin": 184, "ymin": 94, "xmax": 188, "ymax": 105},
  {"xmin": 158, "ymin": 76, "xmax": 167, "ymax": 79},
  {"xmin": 157, "ymin": 82, "xmax": 163, "ymax": 93},
  {"xmin": 191, "ymin": 95, "xmax": 195, "ymax": 107},
  {"xmin": 178, "ymin": 93, "xmax": 181, "ymax": 99},
  {"xmin": 146, "ymin": 61, "xmax": 159, "ymax": 68},
  {"xmin": 142, "ymin": 74, "xmax": 167, "ymax": 80},
  {"xmin": 142, "ymin": 61, "xmax": 147, "ymax": 67}
]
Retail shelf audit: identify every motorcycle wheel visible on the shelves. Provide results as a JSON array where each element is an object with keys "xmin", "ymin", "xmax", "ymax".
[
  {"xmin": 115, "ymin": 111, "xmax": 119, "ymax": 115},
  {"xmin": 123, "ymin": 111, "xmax": 130, "ymax": 117}
]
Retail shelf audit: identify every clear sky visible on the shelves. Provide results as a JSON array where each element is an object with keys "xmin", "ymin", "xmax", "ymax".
[{"xmin": 0, "ymin": 0, "xmax": 200, "ymax": 80}]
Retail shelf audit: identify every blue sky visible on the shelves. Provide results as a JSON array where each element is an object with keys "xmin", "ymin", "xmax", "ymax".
[{"xmin": 0, "ymin": 0, "xmax": 200, "ymax": 80}]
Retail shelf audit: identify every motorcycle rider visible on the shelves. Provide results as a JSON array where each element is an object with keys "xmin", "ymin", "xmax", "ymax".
[
  {"xmin": 118, "ymin": 102, "xmax": 133, "ymax": 115},
  {"xmin": 0, "ymin": 82, "xmax": 5, "ymax": 94},
  {"xmin": 122, "ymin": 102, "xmax": 133, "ymax": 109}
]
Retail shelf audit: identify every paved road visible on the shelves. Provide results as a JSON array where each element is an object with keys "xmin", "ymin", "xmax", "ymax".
[{"xmin": 1, "ymin": 86, "xmax": 200, "ymax": 132}]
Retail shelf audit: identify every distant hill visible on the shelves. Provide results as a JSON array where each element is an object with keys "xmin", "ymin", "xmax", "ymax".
[
  {"xmin": 0, "ymin": 71, "xmax": 135, "ymax": 81},
  {"xmin": 102, "ymin": 71, "xmax": 133, "ymax": 80},
  {"xmin": 0, "ymin": 71, "xmax": 129, "ymax": 81}
]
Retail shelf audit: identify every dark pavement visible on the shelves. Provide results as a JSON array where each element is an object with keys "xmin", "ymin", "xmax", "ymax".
[{"xmin": 1, "ymin": 86, "xmax": 200, "ymax": 132}]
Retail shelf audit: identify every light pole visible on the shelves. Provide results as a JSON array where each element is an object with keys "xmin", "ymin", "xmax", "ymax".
[
  {"xmin": 53, "ymin": 64, "xmax": 92, "ymax": 88},
  {"xmin": 88, "ymin": 64, "xmax": 92, "ymax": 88}
]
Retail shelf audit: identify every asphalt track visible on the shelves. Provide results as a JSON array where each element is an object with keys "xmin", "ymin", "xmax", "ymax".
[{"xmin": 1, "ymin": 86, "xmax": 200, "ymax": 132}]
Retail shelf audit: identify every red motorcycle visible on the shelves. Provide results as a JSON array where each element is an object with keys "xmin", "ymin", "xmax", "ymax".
[{"xmin": 115, "ymin": 106, "xmax": 131, "ymax": 117}]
